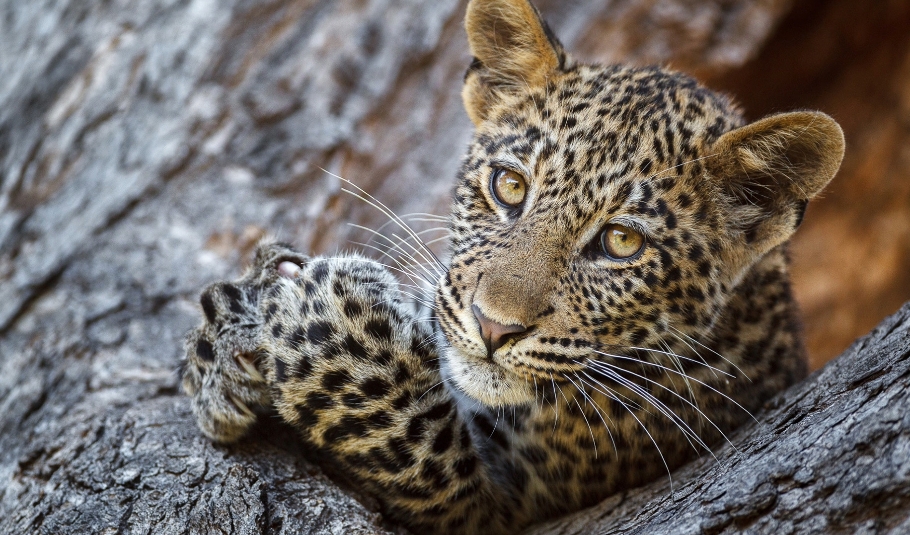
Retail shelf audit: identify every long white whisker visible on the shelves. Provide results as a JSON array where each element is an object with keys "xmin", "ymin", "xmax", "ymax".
[
  {"xmin": 341, "ymin": 190, "xmax": 444, "ymax": 275},
  {"xmin": 349, "ymin": 240, "xmax": 433, "ymax": 287},
  {"xmin": 588, "ymin": 350, "xmax": 757, "ymax": 423},
  {"xmin": 647, "ymin": 153, "xmax": 719, "ymax": 182},
  {"xmin": 417, "ymin": 378, "xmax": 447, "ymax": 402},
  {"xmin": 349, "ymin": 224, "xmax": 442, "ymax": 282},
  {"xmin": 571, "ymin": 371, "xmax": 618, "ymax": 458},
  {"xmin": 582, "ymin": 365, "xmax": 707, "ymax": 454},
  {"xmin": 562, "ymin": 374, "xmax": 598, "ymax": 458},
  {"xmin": 356, "ymin": 280, "xmax": 434, "ymax": 301},
  {"xmin": 665, "ymin": 328, "xmax": 720, "ymax": 380},
  {"xmin": 581, "ymin": 359, "xmax": 735, "ymax": 453},
  {"xmin": 549, "ymin": 373, "xmax": 560, "ymax": 433},
  {"xmin": 656, "ymin": 336, "xmax": 695, "ymax": 404},
  {"xmin": 667, "ymin": 325, "xmax": 750, "ymax": 381},
  {"xmin": 399, "ymin": 212, "xmax": 449, "ymax": 222},
  {"xmin": 423, "ymin": 235, "xmax": 453, "ymax": 247},
  {"xmin": 588, "ymin": 348, "xmax": 728, "ymax": 380},
  {"xmin": 577, "ymin": 373, "xmax": 674, "ymax": 491},
  {"xmin": 595, "ymin": 343, "xmax": 733, "ymax": 378},
  {"xmin": 313, "ymin": 255, "xmax": 434, "ymax": 298},
  {"xmin": 389, "ymin": 230, "xmax": 445, "ymax": 279},
  {"xmin": 326, "ymin": 172, "xmax": 445, "ymax": 270}
]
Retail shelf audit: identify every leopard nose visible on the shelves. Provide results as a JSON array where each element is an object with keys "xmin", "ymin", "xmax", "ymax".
[{"xmin": 472, "ymin": 304, "xmax": 528, "ymax": 355}]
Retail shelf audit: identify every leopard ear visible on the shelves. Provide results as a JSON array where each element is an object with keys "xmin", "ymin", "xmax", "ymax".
[
  {"xmin": 708, "ymin": 111, "xmax": 845, "ymax": 255},
  {"xmin": 462, "ymin": 0, "xmax": 566, "ymax": 125}
]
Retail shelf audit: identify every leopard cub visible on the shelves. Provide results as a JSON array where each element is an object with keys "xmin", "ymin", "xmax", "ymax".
[{"xmin": 182, "ymin": 0, "xmax": 845, "ymax": 533}]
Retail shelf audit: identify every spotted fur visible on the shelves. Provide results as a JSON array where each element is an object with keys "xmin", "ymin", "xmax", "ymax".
[{"xmin": 181, "ymin": 1, "xmax": 845, "ymax": 533}]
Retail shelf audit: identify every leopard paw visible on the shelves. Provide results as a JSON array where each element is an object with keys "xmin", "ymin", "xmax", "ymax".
[
  {"xmin": 182, "ymin": 279, "xmax": 270, "ymax": 442},
  {"xmin": 181, "ymin": 241, "xmax": 312, "ymax": 442}
]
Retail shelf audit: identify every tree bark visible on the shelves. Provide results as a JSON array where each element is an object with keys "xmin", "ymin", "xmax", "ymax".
[{"xmin": 1, "ymin": 0, "xmax": 907, "ymax": 534}]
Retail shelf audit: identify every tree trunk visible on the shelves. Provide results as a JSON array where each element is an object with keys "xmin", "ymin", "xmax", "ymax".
[{"xmin": 1, "ymin": 0, "xmax": 907, "ymax": 534}]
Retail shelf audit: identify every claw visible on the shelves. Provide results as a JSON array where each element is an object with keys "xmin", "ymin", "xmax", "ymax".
[
  {"xmin": 278, "ymin": 261, "xmax": 301, "ymax": 279},
  {"xmin": 229, "ymin": 394, "xmax": 256, "ymax": 418},
  {"xmin": 234, "ymin": 350, "xmax": 266, "ymax": 382}
]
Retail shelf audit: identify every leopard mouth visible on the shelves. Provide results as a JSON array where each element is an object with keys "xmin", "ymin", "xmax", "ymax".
[
  {"xmin": 433, "ymin": 271, "xmax": 589, "ymax": 405},
  {"xmin": 438, "ymin": 343, "xmax": 538, "ymax": 406}
]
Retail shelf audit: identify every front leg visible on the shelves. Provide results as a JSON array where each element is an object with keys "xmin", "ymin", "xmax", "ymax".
[{"xmin": 184, "ymin": 243, "xmax": 521, "ymax": 535}]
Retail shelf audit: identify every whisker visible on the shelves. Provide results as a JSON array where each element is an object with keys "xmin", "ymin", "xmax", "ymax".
[
  {"xmin": 417, "ymin": 378, "xmax": 448, "ymax": 402},
  {"xmin": 647, "ymin": 153, "xmax": 719, "ymax": 182},
  {"xmin": 390, "ymin": 291, "xmax": 435, "ymax": 310},
  {"xmin": 356, "ymin": 280, "xmax": 435, "ymax": 301},
  {"xmin": 594, "ymin": 343, "xmax": 734, "ymax": 378},
  {"xmin": 349, "ymin": 240, "xmax": 434, "ymax": 287},
  {"xmin": 580, "ymin": 359, "xmax": 735, "ymax": 453},
  {"xmin": 423, "ymin": 235, "xmax": 452, "ymax": 247},
  {"xmin": 338, "ymin": 243, "xmax": 431, "ymax": 285},
  {"xmin": 577, "ymin": 373, "xmax": 674, "ymax": 491},
  {"xmin": 667, "ymin": 325, "xmax": 750, "ymax": 381},
  {"xmin": 587, "ymin": 350, "xmax": 757, "ymax": 423},
  {"xmin": 587, "ymin": 348, "xmax": 727, "ymax": 381},
  {"xmin": 398, "ymin": 212, "xmax": 449, "ymax": 222},
  {"xmin": 549, "ymin": 373, "xmax": 561, "ymax": 433},
  {"xmin": 390, "ymin": 230, "xmax": 445, "ymax": 278},
  {"xmin": 570, "ymin": 371, "xmax": 618, "ymax": 458},
  {"xmin": 566, "ymin": 372, "xmax": 619, "ymax": 459},
  {"xmin": 582, "ymin": 365, "xmax": 707, "ymax": 454},
  {"xmin": 562, "ymin": 373, "xmax": 599, "ymax": 458},
  {"xmin": 656, "ymin": 336, "xmax": 696, "ymax": 404},
  {"xmin": 665, "ymin": 328, "xmax": 720, "ymax": 380},
  {"xmin": 327, "ymin": 172, "xmax": 446, "ymax": 271},
  {"xmin": 349, "ymin": 224, "xmax": 443, "ymax": 282}
]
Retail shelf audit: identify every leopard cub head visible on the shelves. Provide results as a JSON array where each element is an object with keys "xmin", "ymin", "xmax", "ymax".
[{"xmin": 434, "ymin": 0, "xmax": 845, "ymax": 407}]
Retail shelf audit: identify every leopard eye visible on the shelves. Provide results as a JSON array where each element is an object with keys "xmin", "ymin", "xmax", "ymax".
[
  {"xmin": 600, "ymin": 224, "xmax": 645, "ymax": 260},
  {"xmin": 490, "ymin": 168, "xmax": 527, "ymax": 208}
]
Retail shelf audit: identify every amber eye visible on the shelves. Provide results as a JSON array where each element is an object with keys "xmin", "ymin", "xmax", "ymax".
[
  {"xmin": 490, "ymin": 168, "xmax": 527, "ymax": 207},
  {"xmin": 600, "ymin": 224, "xmax": 645, "ymax": 260}
]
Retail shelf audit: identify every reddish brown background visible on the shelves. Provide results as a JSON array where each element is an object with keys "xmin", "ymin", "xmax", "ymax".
[{"xmin": 714, "ymin": 0, "xmax": 910, "ymax": 369}]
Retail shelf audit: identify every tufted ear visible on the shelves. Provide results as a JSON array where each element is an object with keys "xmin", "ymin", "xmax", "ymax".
[
  {"xmin": 708, "ymin": 111, "xmax": 845, "ymax": 255},
  {"xmin": 462, "ymin": 0, "xmax": 566, "ymax": 125}
]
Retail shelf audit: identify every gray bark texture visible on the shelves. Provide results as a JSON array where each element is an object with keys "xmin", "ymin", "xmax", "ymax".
[{"xmin": 0, "ymin": 0, "xmax": 907, "ymax": 534}]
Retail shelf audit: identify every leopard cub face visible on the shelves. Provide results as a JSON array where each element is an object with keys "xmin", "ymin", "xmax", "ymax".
[{"xmin": 434, "ymin": 0, "xmax": 844, "ymax": 407}]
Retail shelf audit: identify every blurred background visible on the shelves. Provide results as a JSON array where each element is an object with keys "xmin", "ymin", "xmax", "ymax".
[{"xmin": 712, "ymin": 0, "xmax": 910, "ymax": 369}]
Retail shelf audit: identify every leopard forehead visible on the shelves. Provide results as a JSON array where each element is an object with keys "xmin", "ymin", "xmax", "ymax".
[
  {"xmin": 434, "ymin": 64, "xmax": 747, "ymax": 404},
  {"xmin": 469, "ymin": 64, "xmax": 739, "ymax": 190},
  {"xmin": 452, "ymin": 65, "xmax": 746, "ymax": 253}
]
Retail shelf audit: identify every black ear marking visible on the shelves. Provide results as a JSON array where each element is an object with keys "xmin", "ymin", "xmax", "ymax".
[
  {"xmin": 465, "ymin": 57, "xmax": 483, "ymax": 82},
  {"xmin": 794, "ymin": 199, "xmax": 809, "ymax": 229}
]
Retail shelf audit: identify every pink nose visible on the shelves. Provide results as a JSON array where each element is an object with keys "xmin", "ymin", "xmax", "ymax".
[{"xmin": 472, "ymin": 304, "xmax": 528, "ymax": 355}]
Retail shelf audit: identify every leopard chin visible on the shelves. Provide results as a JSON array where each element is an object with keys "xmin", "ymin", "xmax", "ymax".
[{"xmin": 439, "ymin": 343, "xmax": 537, "ymax": 407}]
